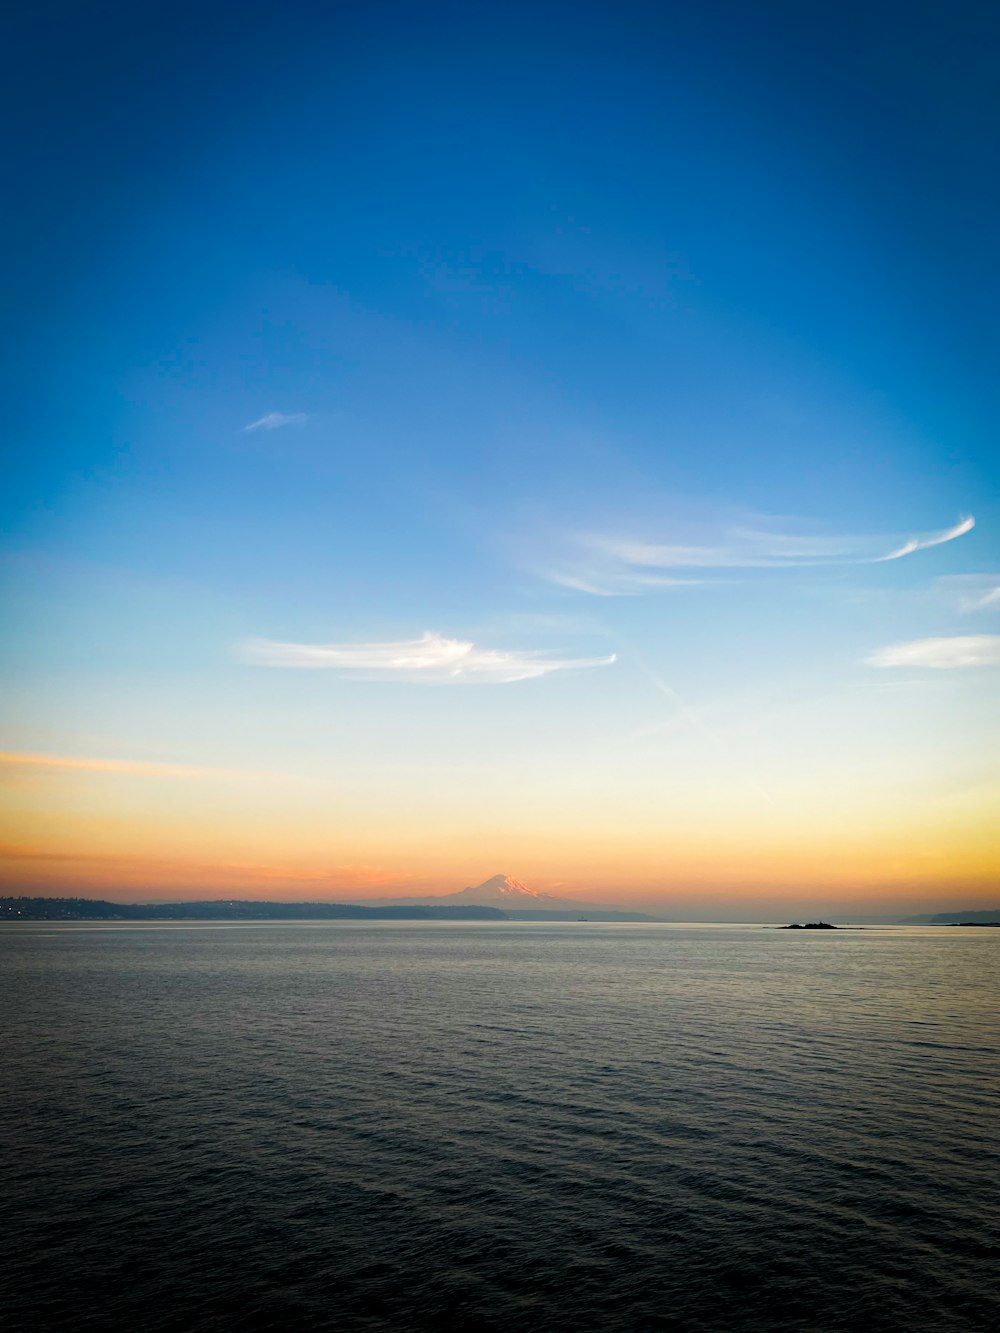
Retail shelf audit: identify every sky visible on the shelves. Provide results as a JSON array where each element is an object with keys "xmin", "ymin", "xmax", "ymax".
[{"xmin": 2, "ymin": 0, "xmax": 998, "ymax": 916}]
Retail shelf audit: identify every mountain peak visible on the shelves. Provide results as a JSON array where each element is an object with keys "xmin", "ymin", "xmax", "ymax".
[
  {"xmin": 363, "ymin": 874, "xmax": 653, "ymax": 920},
  {"xmin": 446, "ymin": 873, "xmax": 561, "ymax": 905},
  {"xmin": 475, "ymin": 874, "xmax": 547, "ymax": 899}
]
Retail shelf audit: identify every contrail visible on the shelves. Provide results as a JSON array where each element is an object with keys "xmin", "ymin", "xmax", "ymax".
[{"xmin": 612, "ymin": 632, "xmax": 778, "ymax": 808}]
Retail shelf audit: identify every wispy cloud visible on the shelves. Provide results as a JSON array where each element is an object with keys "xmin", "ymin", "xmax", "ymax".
[
  {"xmin": 867, "ymin": 635, "xmax": 1000, "ymax": 669},
  {"xmin": 241, "ymin": 631, "xmax": 616, "ymax": 683},
  {"xmin": 547, "ymin": 569, "xmax": 701, "ymax": 596},
  {"xmin": 877, "ymin": 516, "xmax": 975, "ymax": 561},
  {"xmin": 544, "ymin": 514, "xmax": 975, "ymax": 594},
  {"xmin": 243, "ymin": 412, "xmax": 308, "ymax": 432},
  {"xmin": 0, "ymin": 842, "xmax": 92, "ymax": 861},
  {"xmin": 935, "ymin": 574, "xmax": 1000, "ymax": 612},
  {"xmin": 0, "ymin": 752, "xmax": 269, "ymax": 781}
]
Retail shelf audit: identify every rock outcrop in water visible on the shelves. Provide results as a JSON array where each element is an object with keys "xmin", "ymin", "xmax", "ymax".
[{"xmin": 781, "ymin": 921, "xmax": 838, "ymax": 929}]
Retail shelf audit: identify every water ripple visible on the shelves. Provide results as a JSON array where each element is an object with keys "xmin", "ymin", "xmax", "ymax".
[{"xmin": 2, "ymin": 923, "xmax": 998, "ymax": 1331}]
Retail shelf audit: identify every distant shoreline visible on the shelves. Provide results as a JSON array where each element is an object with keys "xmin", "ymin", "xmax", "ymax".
[
  {"xmin": 2, "ymin": 897, "xmax": 998, "ymax": 926},
  {"xmin": 0, "ymin": 896, "xmax": 507, "ymax": 923},
  {"xmin": 0, "ymin": 896, "xmax": 651, "ymax": 923}
]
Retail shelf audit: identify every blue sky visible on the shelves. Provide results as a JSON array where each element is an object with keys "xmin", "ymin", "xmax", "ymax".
[{"xmin": 2, "ymin": 1, "xmax": 998, "ymax": 908}]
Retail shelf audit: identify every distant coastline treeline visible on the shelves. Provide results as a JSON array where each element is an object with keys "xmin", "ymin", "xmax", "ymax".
[
  {"xmin": 3, "ymin": 897, "xmax": 996, "ymax": 925},
  {"xmin": 0, "ymin": 896, "xmax": 507, "ymax": 922}
]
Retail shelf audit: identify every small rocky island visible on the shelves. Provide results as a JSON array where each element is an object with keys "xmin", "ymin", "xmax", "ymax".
[{"xmin": 781, "ymin": 921, "xmax": 837, "ymax": 929}]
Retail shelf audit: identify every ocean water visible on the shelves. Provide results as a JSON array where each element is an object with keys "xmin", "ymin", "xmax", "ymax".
[{"xmin": 2, "ymin": 921, "xmax": 998, "ymax": 1331}]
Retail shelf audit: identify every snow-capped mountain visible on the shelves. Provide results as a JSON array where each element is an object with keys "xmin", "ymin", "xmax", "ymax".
[
  {"xmin": 366, "ymin": 873, "xmax": 564, "ymax": 908},
  {"xmin": 444, "ymin": 873, "xmax": 566, "ymax": 907},
  {"xmin": 366, "ymin": 874, "xmax": 653, "ymax": 919}
]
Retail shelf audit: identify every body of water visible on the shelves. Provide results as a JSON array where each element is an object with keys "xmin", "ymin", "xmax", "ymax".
[{"xmin": 2, "ymin": 922, "xmax": 998, "ymax": 1330}]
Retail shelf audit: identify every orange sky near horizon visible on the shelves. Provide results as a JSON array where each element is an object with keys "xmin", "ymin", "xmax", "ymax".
[{"xmin": 2, "ymin": 748, "xmax": 997, "ymax": 913}]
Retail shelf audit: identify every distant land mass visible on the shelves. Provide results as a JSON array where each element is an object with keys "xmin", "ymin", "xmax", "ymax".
[
  {"xmin": 0, "ymin": 875, "xmax": 656, "ymax": 923},
  {"xmin": 366, "ymin": 873, "xmax": 656, "ymax": 921},
  {"xmin": 902, "ymin": 909, "xmax": 1000, "ymax": 925},
  {"xmin": 0, "ymin": 897, "xmax": 507, "ymax": 922},
  {"xmin": 4, "ymin": 889, "xmax": 995, "ymax": 926}
]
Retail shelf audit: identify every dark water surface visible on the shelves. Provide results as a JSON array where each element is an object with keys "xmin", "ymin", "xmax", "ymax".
[{"xmin": 3, "ymin": 922, "xmax": 998, "ymax": 1331}]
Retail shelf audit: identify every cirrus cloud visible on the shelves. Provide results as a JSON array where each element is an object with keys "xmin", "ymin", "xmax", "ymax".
[
  {"xmin": 243, "ymin": 412, "xmax": 308, "ymax": 432},
  {"xmin": 876, "ymin": 515, "xmax": 975, "ymax": 561},
  {"xmin": 0, "ymin": 751, "xmax": 259, "ymax": 780},
  {"xmin": 934, "ymin": 574, "xmax": 1000, "ymax": 612},
  {"xmin": 867, "ymin": 635, "xmax": 1000, "ymax": 669},
  {"xmin": 543, "ymin": 514, "xmax": 975, "ymax": 594},
  {"xmin": 240, "ymin": 631, "xmax": 616, "ymax": 684}
]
